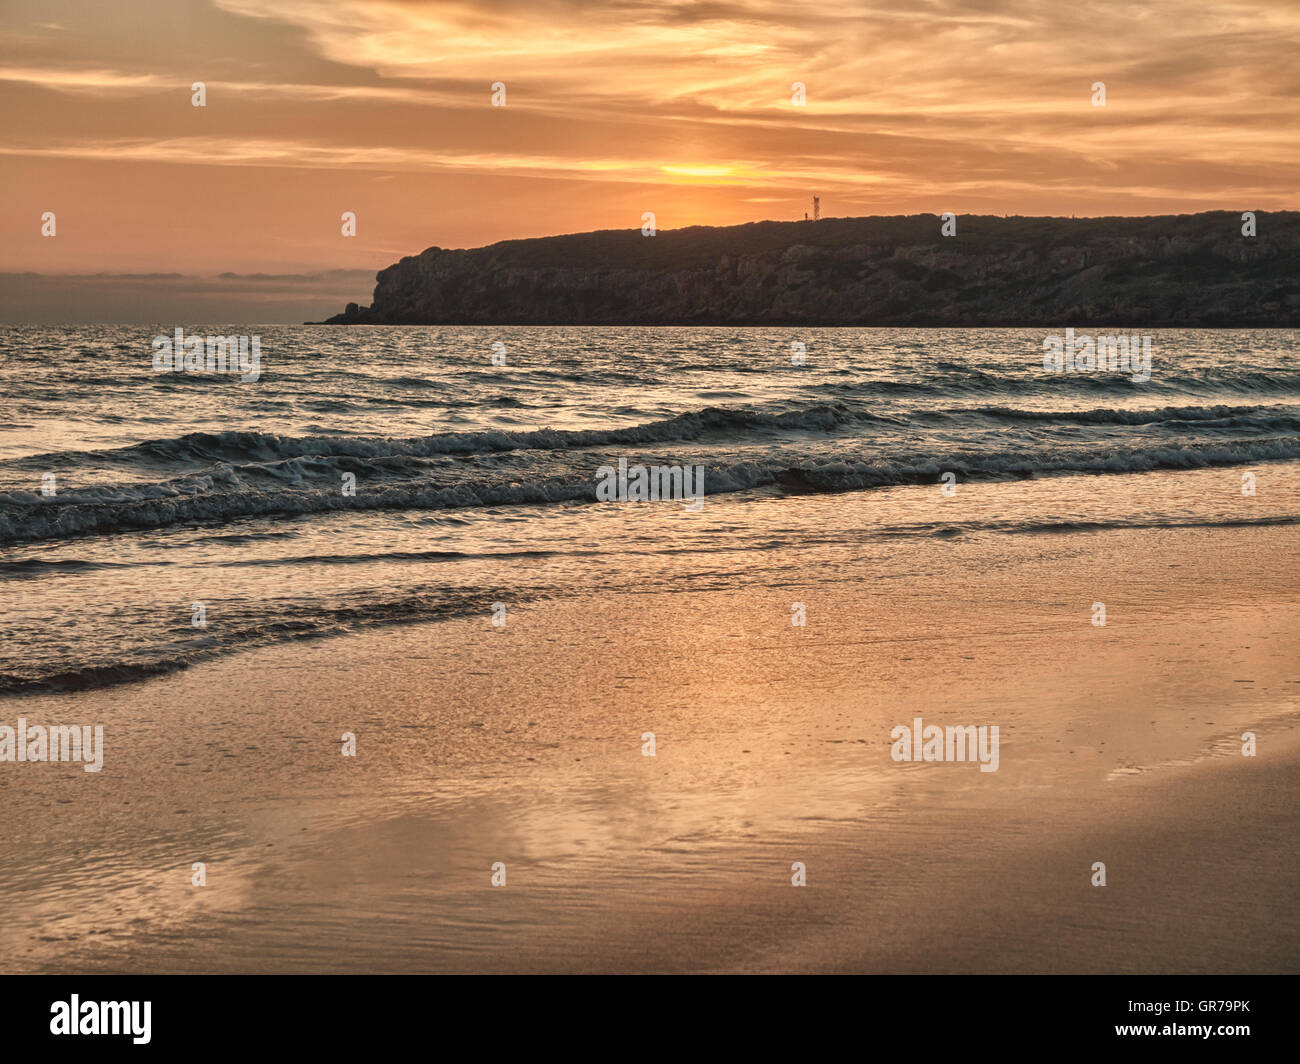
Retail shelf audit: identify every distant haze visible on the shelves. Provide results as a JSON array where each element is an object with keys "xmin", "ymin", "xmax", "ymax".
[{"xmin": 0, "ymin": 270, "xmax": 376, "ymax": 324}]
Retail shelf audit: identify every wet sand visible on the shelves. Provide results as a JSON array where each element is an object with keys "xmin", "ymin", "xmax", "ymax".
[{"xmin": 2, "ymin": 522, "xmax": 1298, "ymax": 973}]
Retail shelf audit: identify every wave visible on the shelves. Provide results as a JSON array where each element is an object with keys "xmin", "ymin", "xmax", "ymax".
[
  {"xmin": 0, "ymin": 659, "xmax": 184, "ymax": 694},
  {"xmin": 3, "ymin": 404, "xmax": 865, "ymax": 471},
  {"xmin": 0, "ymin": 557, "xmax": 132, "ymax": 575},
  {"xmin": 6, "ymin": 396, "xmax": 1298, "ymax": 478},
  {"xmin": 0, "ymin": 591, "xmax": 520, "ymax": 696},
  {"xmin": 3, "ymin": 433, "xmax": 1298, "ymax": 544},
  {"xmin": 217, "ymin": 547, "xmax": 567, "ymax": 567},
  {"xmin": 838, "ymin": 367, "xmax": 1300, "ymax": 395},
  {"xmin": 876, "ymin": 513, "xmax": 1300, "ymax": 538},
  {"xmin": 951, "ymin": 402, "xmax": 1300, "ymax": 427}
]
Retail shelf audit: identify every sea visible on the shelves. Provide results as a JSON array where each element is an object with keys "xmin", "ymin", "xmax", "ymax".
[{"xmin": 2, "ymin": 324, "xmax": 1298, "ymax": 695}]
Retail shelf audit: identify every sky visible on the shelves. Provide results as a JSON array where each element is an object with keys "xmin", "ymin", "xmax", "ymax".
[{"xmin": 1, "ymin": 0, "xmax": 1298, "ymax": 319}]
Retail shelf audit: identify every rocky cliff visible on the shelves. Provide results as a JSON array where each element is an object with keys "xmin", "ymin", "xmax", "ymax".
[{"xmin": 322, "ymin": 212, "xmax": 1300, "ymax": 326}]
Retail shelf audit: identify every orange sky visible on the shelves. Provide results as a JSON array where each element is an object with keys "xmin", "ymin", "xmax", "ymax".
[{"xmin": 3, "ymin": 0, "xmax": 1299, "ymax": 276}]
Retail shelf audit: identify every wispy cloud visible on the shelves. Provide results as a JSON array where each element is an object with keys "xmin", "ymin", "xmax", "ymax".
[{"xmin": 2, "ymin": 0, "xmax": 1297, "ymax": 274}]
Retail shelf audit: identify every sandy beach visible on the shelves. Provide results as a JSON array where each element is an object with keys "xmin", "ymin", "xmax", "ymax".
[{"xmin": 3, "ymin": 513, "xmax": 1297, "ymax": 974}]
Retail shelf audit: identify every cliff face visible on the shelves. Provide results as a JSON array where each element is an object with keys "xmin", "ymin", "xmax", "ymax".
[{"xmin": 323, "ymin": 212, "xmax": 1300, "ymax": 326}]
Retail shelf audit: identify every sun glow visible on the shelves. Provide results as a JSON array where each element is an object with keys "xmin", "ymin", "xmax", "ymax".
[{"xmin": 659, "ymin": 164, "xmax": 739, "ymax": 180}]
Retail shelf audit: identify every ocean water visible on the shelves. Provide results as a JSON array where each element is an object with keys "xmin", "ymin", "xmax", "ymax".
[{"xmin": 1, "ymin": 324, "xmax": 1298, "ymax": 694}]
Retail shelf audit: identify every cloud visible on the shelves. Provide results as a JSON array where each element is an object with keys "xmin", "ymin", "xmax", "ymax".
[{"xmin": 1, "ymin": 0, "xmax": 1297, "ymax": 278}]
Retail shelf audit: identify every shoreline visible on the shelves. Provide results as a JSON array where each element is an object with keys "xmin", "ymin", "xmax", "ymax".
[
  {"xmin": 2, "ymin": 522, "xmax": 1297, "ymax": 973},
  {"xmin": 308, "ymin": 320, "xmax": 1300, "ymax": 329}
]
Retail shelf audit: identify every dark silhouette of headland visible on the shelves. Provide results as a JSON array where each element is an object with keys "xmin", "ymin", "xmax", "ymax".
[{"xmin": 321, "ymin": 211, "xmax": 1300, "ymax": 326}]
